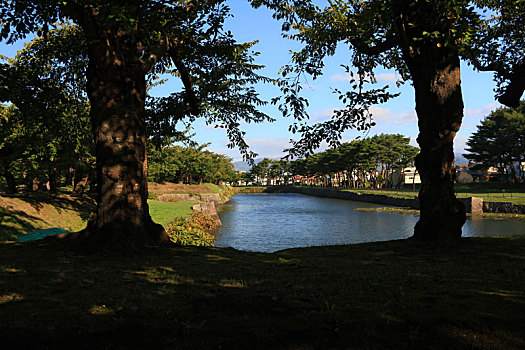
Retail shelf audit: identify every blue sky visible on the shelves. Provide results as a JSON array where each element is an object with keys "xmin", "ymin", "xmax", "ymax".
[
  {"xmin": 183, "ymin": 0, "xmax": 501, "ymax": 162},
  {"xmin": 0, "ymin": 1, "xmax": 501, "ymax": 163}
]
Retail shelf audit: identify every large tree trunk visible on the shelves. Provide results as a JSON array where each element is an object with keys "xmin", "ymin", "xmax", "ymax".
[
  {"xmin": 73, "ymin": 20, "xmax": 168, "ymax": 248},
  {"xmin": 395, "ymin": 0, "xmax": 466, "ymax": 241}
]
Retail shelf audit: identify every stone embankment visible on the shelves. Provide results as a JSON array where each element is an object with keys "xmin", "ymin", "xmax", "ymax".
[
  {"xmin": 158, "ymin": 189, "xmax": 234, "ymax": 225},
  {"xmin": 238, "ymin": 186, "xmax": 525, "ymax": 214}
]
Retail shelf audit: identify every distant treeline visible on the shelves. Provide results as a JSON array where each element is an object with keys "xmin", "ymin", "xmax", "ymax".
[
  {"xmin": 147, "ymin": 144, "xmax": 238, "ymax": 185},
  {"xmin": 248, "ymin": 134, "xmax": 419, "ymax": 188}
]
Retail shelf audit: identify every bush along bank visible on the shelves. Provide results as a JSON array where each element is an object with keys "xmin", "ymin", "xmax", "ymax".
[
  {"xmin": 162, "ymin": 187, "xmax": 233, "ymax": 246},
  {"xmin": 165, "ymin": 210, "xmax": 217, "ymax": 246}
]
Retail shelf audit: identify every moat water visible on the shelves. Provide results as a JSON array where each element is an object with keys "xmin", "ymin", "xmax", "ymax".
[{"xmin": 215, "ymin": 193, "xmax": 525, "ymax": 252}]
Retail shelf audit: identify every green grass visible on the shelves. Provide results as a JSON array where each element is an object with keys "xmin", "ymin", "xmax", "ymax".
[
  {"xmin": 0, "ymin": 193, "xmax": 196, "ymax": 241},
  {"xmin": 203, "ymin": 183, "xmax": 223, "ymax": 193},
  {"xmin": 0, "ymin": 237, "xmax": 523, "ymax": 348},
  {"xmin": 147, "ymin": 200, "xmax": 195, "ymax": 226},
  {"xmin": 454, "ymin": 183, "xmax": 525, "ymax": 204},
  {"xmin": 342, "ymin": 188, "xmax": 418, "ymax": 199},
  {"xmin": 0, "ymin": 193, "xmax": 95, "ymax": 242}
]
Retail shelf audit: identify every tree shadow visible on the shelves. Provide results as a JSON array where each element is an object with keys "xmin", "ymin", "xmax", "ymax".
[
  {"xmin": 0, "ymin": 238, "xmax": 523, "ymax": 349},
  {"xmin": 0, "ymin": 208, "xmax": 44, "ymax": 241},
  {"xmin": 1, "ymin": 192, "xmax": 95, "ymax": 222}
]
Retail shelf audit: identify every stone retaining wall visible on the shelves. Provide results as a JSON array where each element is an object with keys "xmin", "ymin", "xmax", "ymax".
[
  {"xmin": 158, "ymin": 190, "xmax": 234, "ymax": 225},
  {"xmin": 271, "ymin": 186, "xmax": 525, "ymax": 214},
  {"xmin": 484, "ymin": 201, "xmax": 525, "ymax": 214}
]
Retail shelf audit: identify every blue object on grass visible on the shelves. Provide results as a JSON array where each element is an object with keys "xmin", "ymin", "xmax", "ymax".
[{"xmin": 16, "ymin": 228, "xmax": 70, "ymax": 242}]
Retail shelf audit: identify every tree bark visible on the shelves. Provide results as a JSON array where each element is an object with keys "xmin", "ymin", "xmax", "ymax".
[
  {"xmin": 72, "ymin": 15, "xmax": 168, "ymax": 248},
  {"xmin": 72, "ymin": 173, "xmax": 89, "ymax": 196},
  {"xmin": 395, "ymin": 0, "xmax": 466, "ymax": 241},
  {"xmin": 48, "ymin": 167, "xmax": 58, "ymax": 192},
  {"xmin": 3, "ymin": 165, "xmax": 17, "ymax": 194}
]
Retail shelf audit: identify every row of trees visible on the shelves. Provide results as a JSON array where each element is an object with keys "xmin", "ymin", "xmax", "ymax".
[
  {"xmin": 465, "ymin": 101, "xmax": 525, "ymax": 183},
  {"xmin": 0, "ymin": 102, "xmax": 94, "ymax": 195},
  {"xmin": 148, "ymin": 144, "xmax": 238, "ymax": 185},
  {"xmin": 249, "ymin": 134, "xmax": 419, "ymax": 188},
  {"xmin": 0, "ymin": 26, "xmax": 94, "ymax": 195}
]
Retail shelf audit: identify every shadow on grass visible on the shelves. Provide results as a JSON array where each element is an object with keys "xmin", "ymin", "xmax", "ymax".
[
  {"xmin": 1, "ymin": 192, "xmax": 95, "ymax": 222},
  {"xmin": 0, "ymin": 238, "xmax": 524, "ymax": 349},
  {"xmin": 0, "ymin": 208, "xmax": 43, "ymax": 241}
]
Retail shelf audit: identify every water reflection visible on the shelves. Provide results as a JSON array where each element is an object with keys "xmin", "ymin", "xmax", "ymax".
[{"xmin": 215, "ymin": 193, "xmax": 525, "ymax": 252}]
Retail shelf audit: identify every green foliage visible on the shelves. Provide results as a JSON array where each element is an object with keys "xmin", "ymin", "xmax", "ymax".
[
  {"xmin": 464, "ymin": 0, "xmax": 525, "ymax": 107},
  {"xmin": 251, "ymin": 0, "xmax": 523, "ymax": 157},
  {"xmin": 251, "ymin": 134, "xmax": 419, "ymax": 188},
  {"xmin": 165, "ymin": 210, "xmax": 216, "ymax": 246},
  {"xmin": 0, "ymin": 24, "xmax": 93, "ymax": 192},
  {"xmin": 147, "ymin": 143, "xmax": 238, "ymax": 185},
  {"xmin": 464, "ymin": 101, "xmax": 525, "ymax": 182}
]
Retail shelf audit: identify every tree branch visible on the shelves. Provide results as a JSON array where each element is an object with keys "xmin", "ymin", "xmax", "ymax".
[
  {"xmin": 498, "ymin": 61, "xmax": 525, "ymax": 108},
  {"xmin": 168, "ymin": 44, "xmax": 199, "ymax": 115},
  {"xmin": 350, "ymin": 30, "xmax": 397, "ymax": 56}
]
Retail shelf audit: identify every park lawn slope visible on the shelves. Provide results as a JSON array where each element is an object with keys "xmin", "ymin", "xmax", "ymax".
[
  {"xmin": 0, "ymin": 193, "xmax": 96, "ymax": 241},
  {"xmin": 0, "ymin": 192, "xmax": 196, "ymax": 241},
  {"xmin": 0, "ymin": 237, "xmax": 524, "ymax": 349}
]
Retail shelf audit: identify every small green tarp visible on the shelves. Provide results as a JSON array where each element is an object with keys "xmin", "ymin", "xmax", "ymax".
[{"xmin": 16, "ymin": 228, "xmax": 70, "ymax": 242}]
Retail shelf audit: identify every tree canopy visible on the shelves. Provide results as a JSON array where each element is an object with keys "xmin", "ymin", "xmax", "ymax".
[{"xmin": 464, "ymin": 101, "xmax": 525, "ymax": 182}]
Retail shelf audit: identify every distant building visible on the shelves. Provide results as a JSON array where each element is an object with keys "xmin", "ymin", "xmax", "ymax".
[
  {"xmin": 455, "ymin": 164, "xmax": 473, "ymax": 183},
  {"xmin": 468, "ymin": 161, "xmax": 503, "ymax": 182},
  {"xmin": 390, "ymin": 167, "xmax": 421, "ymax": 187}
]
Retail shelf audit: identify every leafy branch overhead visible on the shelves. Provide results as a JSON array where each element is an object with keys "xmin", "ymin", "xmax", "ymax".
[
  {"xmin": 251, "ymin": 0, "xmax": 524, "ymax": 157},
  {"xmin": 0, "ymin": 0, "xmax": 274, "ymax": 161}
]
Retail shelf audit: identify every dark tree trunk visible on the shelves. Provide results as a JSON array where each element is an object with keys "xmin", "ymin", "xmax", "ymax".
[
  {"xmin": 72, "ymin": 16, "xmax": 168, "ymax": 248},
  {"xmin": 72, "ymin": 173, "xmax": 89, "ymax": 196},
  {"xmin": 48, "ymin": 168, "xmax": 58, "ymax": 192},
  {"xmin": 3, "ymin": 165, "xmax": 17, "ymax": 194},
  {"xmin": 395, "ymin": 0, "xmax": 466, "ymax": 241},
  {"xmin": 66, "ymin": 168, "xmax": 74, "ymax": 187}
]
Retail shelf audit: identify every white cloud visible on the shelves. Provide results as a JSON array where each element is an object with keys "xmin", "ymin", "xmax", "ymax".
[
  {"xmin": 310, "ymin": 108, "xmax": 336, "ymax": 122},
  {"xmin": 301, "ymin": 82, "xmax": 318, "ymax": 90},
  {"xmin": 199, "ymin": 122, "xmax": 226, "ymax": 130},
  {"xmin": 329, "ymin": 73, "xmax": 351, "ymax": 82},
  {"xmin": 464, "ymin": 103, "xmax": 500, "ymax": 120},
  {"xmin": 369, "ymin": 106, "xmax": 393, "ymax": 122},
  {"xmin": 392, "ymin": 111, "xmax": 417, "ymax": 125},
  {"xmin": 310, "ymin": 105, "xmax": 416, "ymax": 126},
  {"xmin": 376, "ymin": 73, "xmax": 399, "ymax": 83}
]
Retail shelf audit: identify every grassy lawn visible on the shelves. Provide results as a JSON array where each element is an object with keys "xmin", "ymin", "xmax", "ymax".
[
  {"xmin": 0, "ymin": 193, "xmax": 196, "ymax": 241},
  {"xmin": 148, "ymin": 200, "xmax": 195, "ymax": 227},
  {"xmin": 0, "ymin": 237, "xmax": 523, "ymax": 349},
  {"xmin": 203, "ymin": 183, "xmax": 222, "ymax": 193},
  {"xmin": 0, "ymin": 193, "xmax": 96, "ymax": 242}
]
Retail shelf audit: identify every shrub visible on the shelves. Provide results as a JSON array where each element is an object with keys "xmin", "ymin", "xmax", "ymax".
[
  {"xmin": 148, "ymin": 192, "xmax": 159, "ymax": 200},
  {"xmin": 165, "ymin": 210, "xmax": 216, "ymax": 246},
  {"xmin": 160, "ymin": 195, "xmax": 183, "ymax": 202}
]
